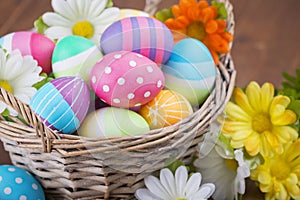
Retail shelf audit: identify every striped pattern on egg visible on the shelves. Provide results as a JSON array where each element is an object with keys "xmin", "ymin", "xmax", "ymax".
[
  {"xmin": 90, "ymin": 51, "xmax": 164, "ymax": 108},
  {"xmin": 139, "ymin": 90, "xmax": 193, "ymax": 129},
  {"xmin": 100, "ymin": 16, "xmax": 174, "ymax": 64},
  {"xmin": 52, "ymin": 35, "xmax": 103, "ymax": 84},
  {"xmin": 0, "ymin": 31, "xmax": 55, "ymax": 74},
  {"xmin": 30, "ymin": 77, "xmax": 90, "ymax": 134},
  {"xmin": 162, "ymin": 38, "xmax": 217, "ymax": 107}
]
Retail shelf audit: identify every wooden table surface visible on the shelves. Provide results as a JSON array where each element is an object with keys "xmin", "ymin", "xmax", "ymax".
[{"xmin": 1, "ymin": 0, "xmax": 300, "ymax": 199}]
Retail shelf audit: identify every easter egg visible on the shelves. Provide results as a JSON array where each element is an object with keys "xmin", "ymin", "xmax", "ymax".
[
  {"xmin": 161, "ymin": 38, "xmax": 216, "ymax": 107},
  {"xmin": 30, "ymin": 77, "xmax": 90, "ymax": 134},
  {"xmin": 100, "ymin": 16, "xmax": 173, "ymax": 64},
  {"xmin": 90, "ymin": 51, "xmax": 164, "ymax": 108},
  {"xmin": 0, "ymin": 31, "xmax": 55, "ymax": 74},
  {"xmin": 0, "ymin": 165, "xmax": 45, "ymax": 200},
  {"xmin": 118, "ymin": 9, "xmax": 150, "ymax": 19},
  {"xmin": 52, "ymin": 35, "xmax": 103, "ymax": 84},
  {"xmin": 78, "ymin": 107, "xmax": 150, "ymax": 137},
  {"xmin": 139, "ymin": 90, "xmax": 193, "ymax": 129}
]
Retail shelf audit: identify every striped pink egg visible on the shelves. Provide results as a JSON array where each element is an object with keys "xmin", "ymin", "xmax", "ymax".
[
  {"xmin": 100, "ymin": 16, "xmax": 174, "ymax": 64},
  {"xmin": 0, "ymin": 31, "xmax": 55, "ymax": 74}
]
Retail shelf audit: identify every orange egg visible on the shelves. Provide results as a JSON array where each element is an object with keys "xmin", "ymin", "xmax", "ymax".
[{"xmin": 139, "ymin": 90, "xmax": 193, "ymax": 129}]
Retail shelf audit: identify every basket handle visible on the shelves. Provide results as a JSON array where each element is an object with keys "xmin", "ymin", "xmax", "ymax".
[
  {"xmin": 0, "ymin": 87, "xmax": 56, "ymax": 153},
  {"xmin": 144, "ymin": 0, "xmax": 162, "ymax": 15}
]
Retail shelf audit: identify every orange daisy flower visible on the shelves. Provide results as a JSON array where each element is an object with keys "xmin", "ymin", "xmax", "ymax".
[{"xmin": 164, "ymin": 0, "xmax": 233, "ymax": 65}]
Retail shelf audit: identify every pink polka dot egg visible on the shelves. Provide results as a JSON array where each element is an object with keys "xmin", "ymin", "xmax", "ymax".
[{"xmin": 90, "ymin": 51, "xmax": 164, "ymax": 108}]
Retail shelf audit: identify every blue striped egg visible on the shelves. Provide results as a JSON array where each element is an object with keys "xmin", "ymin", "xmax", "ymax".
[
  {"xmin": 100, "ymin": 16, "xmax": 173, "ymax": 64},
  {"xmin": 162, "ymin": 38, "xmax": 216, "ymax": 107},
  {"xmin": 30, "ymin": 77, "xmax": 90, "ymax": 134}
]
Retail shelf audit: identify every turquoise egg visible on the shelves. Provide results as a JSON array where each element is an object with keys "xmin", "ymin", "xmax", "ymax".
[
  {"xmin": 52, "ymin": 35, "xmax": 103, "ymax": 84},
  {"xmin": 161, "ymin": 38, "xmax": 216, "ymax": 107},
  {"xmin": 0, "ymin": 165, "xmax": 45, "ymax": 200}
]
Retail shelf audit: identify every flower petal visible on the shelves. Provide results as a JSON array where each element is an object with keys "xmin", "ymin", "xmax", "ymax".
[
  {"xmin": 92, "ymin": 7, "xmax": 120, "ymax": 25},
  {"xmin": 185, "ymin": 172, "xmax": 201, "ymax": 198},
  {"xmin": 135, "ymin": 188, "xmax": 162, "ymax": 200},
  {"xmin": 42, "ymin": 12, "xmax": 71, "ymax": 27},
  {"xmin": 4, "ymin": 50, "xmax": 23, "ymax": 80},
  {"xmin": 0, "ymin": 101, "xmax": 7, "ymax": 113},
  {"xmin": 231, "ymin": 130, "xmax": 253, "ymax": 141},
  {"xmin": 272, "ymin": 110, "xmax": 296, "ymax": 126},
  {"xmin": 44, "ymin": 26, "xmax": 73, "ymax": 40},
  {"xmin": 245, "ymin": 81, "xmax": 262, "ymax": 112},
  {"xmin": 260, "ymin": 82, "xmax": 274, "ymax": 113},
  {"xmin": 273, "ymin": 126, "xmax": 298, "ymax": 143},
  {"xmin": 244, "ymin": 133, "xmax": 260, "ymax": 156},
  {"xmin": 192, "ymin": 183, "xmax": 215, "ymax": 200},
  {"xmin": 175, "ymin": 166, "xmax": 188, "ymax": 197},
  {"xmin": 52, "ymin": 0, "xmax": 77, "ymax": 20},
  {"xmin": 160, "ymin": 168, "xmax": 176, "ymax": 198},
  {"xmin": 89, "ymin": 0, "xmax": 107, "ymax": 17},
  {"xmin": 222, "ymin": 121, "xmax": 251, "ymax": 133},
  {"xmin": 225, "ymin": 102, "xmax": 251, "ymax": 122},
  {"xmin": 144, "ymin": 175, "xmax": 170, "ymax": 199},
  {"xmin": 233, "ymin": 87, "xmax": 255, "ymax": 116},
  {"xmin": 67, "ymin": 0, "xmax": 81, "ymax": 17}
]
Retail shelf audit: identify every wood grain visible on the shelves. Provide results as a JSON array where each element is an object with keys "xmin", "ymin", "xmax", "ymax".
[{"xmin": 0, "ymin": 0, "xmax": 299, "ymax": 199}]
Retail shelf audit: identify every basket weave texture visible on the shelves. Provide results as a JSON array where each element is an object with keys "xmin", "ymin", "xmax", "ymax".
[{"xmin": 0, "ymin": 0, "xmax": 236, "ymax": 199}]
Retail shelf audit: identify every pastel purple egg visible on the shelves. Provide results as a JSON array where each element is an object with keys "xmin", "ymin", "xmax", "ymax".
[
  {"xmin": 0, "ymin": 31, "xmax": 55, "ymax": 74},
  {"xmin": 90, "ymin": 51, "xmax": 164, "ymax": 108},
  {"xmin": 100, "ymin": 16, "xmax": 174, "ymax": 64},
  {"xmin": 30, "ymin": 77, "xmax": 90, "ymax": 134}
]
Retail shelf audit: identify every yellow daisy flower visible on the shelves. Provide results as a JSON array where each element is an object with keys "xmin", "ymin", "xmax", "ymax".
[
  {"xmin": 222, "ymin": 81, "xmax": 298, "ymax": 156},
  {"xmin": 250, "ymin": 139, "xmax": 300, "ymax": 200}
]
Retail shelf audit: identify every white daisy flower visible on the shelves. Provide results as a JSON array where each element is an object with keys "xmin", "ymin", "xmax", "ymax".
[
  {"xmin": 42, "ymin": 0, "xmax": 120, "ymax": 43},
  {"xmin": 194, "ymin": 140, "xmax": 250, "ymax": 200},
  {"xmin": 135, "ymin": 166, "xmax": 215, "ymax": 200},
  {"xmin": 0, "ymin": 48, "xmax": 43, "ymax": 104}
]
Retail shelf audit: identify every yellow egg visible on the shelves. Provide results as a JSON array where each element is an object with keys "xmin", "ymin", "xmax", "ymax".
[{"xmin": 139, "ymin": 90, "xmax": 193, "ymax": 129}]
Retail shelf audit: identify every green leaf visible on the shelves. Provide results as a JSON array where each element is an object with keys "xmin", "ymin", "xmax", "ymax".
[
  {"xmin": 1, "ymin": 109, "xmax": 10, "ymax": 117},
  {"xmin": 212, "ymin": 1, "xmax": 228, "ymax": 20},
  {"xmin": 283, "ymin": 72, "xmax": 297, "ymax": 83},
  {"xmin": 287, "ymin": 99, "xmax": 300, "ymax": 120},
  {"xmin": 33, "ymin": 73, "xmax": 54, "ymax": 90},
  {"xmin": 155, "ymin": 8, "xmax": 174, "ymax": 23},
  {"xmin": 34, "ymin": 16, "xmax": 49, "ymax": 34},
  {"xmin": 165, "ymin": 158, "xmax": 186, "ymax": 174},
  {"xmin": 106, "ymin": 0, "xmax": 113, "ymax": 8}
]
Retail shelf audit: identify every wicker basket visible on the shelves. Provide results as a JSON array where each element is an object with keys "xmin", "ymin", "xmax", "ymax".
[{"xmin": 0, "ymin": 0, "xmax": 236, "ymax": 199}]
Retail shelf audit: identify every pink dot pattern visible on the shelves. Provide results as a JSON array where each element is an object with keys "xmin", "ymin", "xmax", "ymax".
[{"xmin": 90, "ymin": 51, "xmax": 164, "ymax": 108}]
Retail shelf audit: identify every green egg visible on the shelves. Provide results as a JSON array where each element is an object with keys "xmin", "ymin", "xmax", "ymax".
[{"xmin": 52, "ymin": 35, "xmax": 103, "ymax": 84}]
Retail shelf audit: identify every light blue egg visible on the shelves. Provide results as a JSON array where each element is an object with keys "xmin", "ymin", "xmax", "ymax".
[
  {"xmin": 0, "ymin": 165, "xmax": 45, "ymax": 200},
  {"xmin": 162, "ymin": 38, "xmax": 216, "ymax": 107}
]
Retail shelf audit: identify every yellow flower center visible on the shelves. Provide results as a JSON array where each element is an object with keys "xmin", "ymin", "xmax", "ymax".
[
  {"xmin": 225, "ymin": 159, "xmax": 238, "ymax": 172},
  {"xmin": 186, "ymin": 22, "xmax": 206, "ymax": 41},
  {"xmin": 176, "ymin": 198, "xmax": 186, "ymax": 200},
  {"xmin": 252, "ymin": 113, "xmax": 272, "ymax": 133},
  {"xmin": 72, "ymin": 21, "xmax": 94, "ymax": 39},
  {"xmin": 0, "ymin": 80, "xmax": 13, "ymax": 93},
  {"xmin": 270, "ymin": 159, "xmax": 291, "ymax": 180}
]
